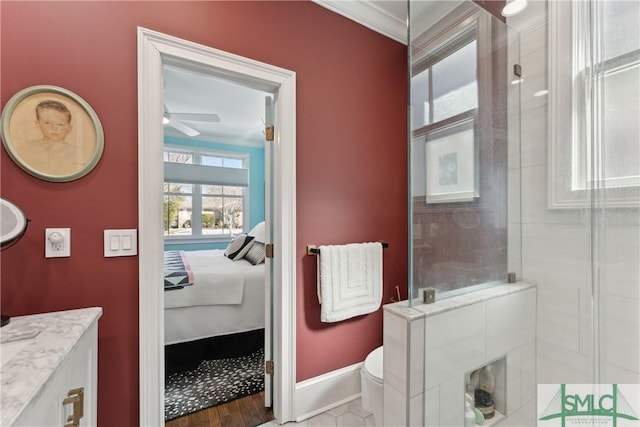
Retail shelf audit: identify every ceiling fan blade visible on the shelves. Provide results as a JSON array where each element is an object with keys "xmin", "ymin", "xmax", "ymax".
[
  {"xmin": 168, "ymin": 120, "xmax": 200, "ymax": 137},
  {"xmin": 168, "ymin": 112, "xmax": 220, "ymax": 123}
]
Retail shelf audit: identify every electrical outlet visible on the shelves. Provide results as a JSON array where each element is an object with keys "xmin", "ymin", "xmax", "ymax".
[{"xmin": 45, "ymin": 228, "xmax": 71, "ymax": 258}]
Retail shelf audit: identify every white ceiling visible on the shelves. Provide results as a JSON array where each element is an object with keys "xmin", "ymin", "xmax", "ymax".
[
  {"xmin": 162, "ymin": 1, "xmax": 406, "ymax": 145},
  {"xmin": 162, "ymin": 65, "xmax": 271, "ymax": 146}
]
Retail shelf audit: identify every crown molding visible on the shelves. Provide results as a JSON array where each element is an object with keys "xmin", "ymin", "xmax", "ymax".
[{"xmin": 312, "ymin": 0, "xmax": 407, "ymax": 45}]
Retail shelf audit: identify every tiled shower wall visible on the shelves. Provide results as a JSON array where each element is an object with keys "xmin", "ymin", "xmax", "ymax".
[
  {"xmin": 387, "ymin": 1, "xmax": 639, "ymax": 425},
  {"xmin": 513, "ymin": 0, "xmax": 640, "ymax": 393},
  {"xmin": 383, "ymin": 284, "xmax": 536, "ymax": 426}
]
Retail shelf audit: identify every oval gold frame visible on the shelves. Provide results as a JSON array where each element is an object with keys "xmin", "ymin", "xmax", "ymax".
[{"xmin": 0, "ymin": 85, "xmax": 104, "ymax": 182}]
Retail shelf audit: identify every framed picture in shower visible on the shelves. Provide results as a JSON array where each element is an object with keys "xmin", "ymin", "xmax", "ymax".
[{"xmin": 425, "ymin": 117, "xmax": 478, "ymax": 204}]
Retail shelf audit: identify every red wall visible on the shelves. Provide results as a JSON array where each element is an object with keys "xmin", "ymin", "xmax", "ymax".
[{"xmin": 1, "ymin": 1, "xmax": 408, "ymax": 424}]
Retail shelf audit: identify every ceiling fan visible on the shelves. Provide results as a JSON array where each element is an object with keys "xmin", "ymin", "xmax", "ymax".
[{"xmin": 163, "ymin": 104, "xmax": 220, "ymax": 137}]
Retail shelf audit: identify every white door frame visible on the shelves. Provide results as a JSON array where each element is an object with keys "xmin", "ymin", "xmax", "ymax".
[{"xmin": 137, "ymin": 27, "xmax": 296, "ymax": 426}]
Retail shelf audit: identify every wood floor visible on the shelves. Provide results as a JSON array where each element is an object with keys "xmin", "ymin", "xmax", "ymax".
[{"xmin": 165, "ymin": 391, "xmax": 274, "ymax": 427}]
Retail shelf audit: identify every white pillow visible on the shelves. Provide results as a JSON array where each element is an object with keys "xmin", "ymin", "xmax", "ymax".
[
  {"xmin": 224, "ymin": 234, "xmax": 255, "ymax": 260},
  {"xmin": 248, "ymin": 221, "xmax": 265, "ymax": 243}
]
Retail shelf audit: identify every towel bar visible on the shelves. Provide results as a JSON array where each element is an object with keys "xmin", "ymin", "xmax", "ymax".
[{"xmin": 307, "ymin": 242, "xmax": 388, "ymax": 256}]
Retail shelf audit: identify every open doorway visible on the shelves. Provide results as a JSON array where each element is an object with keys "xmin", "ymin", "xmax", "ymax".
[
  {"xmin": 138, "ymin": 27, "xmax": 297, "ymax": 426},
  {"xmin": 161, "ymin": 63, "xmax": 273, "ymax": 424}
]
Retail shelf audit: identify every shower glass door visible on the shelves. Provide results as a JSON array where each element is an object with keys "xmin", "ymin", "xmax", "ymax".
[{"xmin": 586, "ymin": 0, "xmax": 640, "ymax": 385}]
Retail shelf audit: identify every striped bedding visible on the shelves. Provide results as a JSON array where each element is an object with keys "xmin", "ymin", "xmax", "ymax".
[{"xmin": 164, "ymin": 250, "xmax": 194, "ymax": 290}]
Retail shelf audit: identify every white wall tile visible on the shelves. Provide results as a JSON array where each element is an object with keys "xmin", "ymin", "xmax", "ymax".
[
  {"xmin": 537, "ymin": 339, "xmax": 590, "ymax": 384},
  {"xmin": 520, "ymin": 340, "xmax": 536, "ymax": 405},
  {"xmin": 522, "ymin": 223, "xmax": 591, "ymax": 293},
  {"xmin": 383, "ymin": 383, "xmax": 406, "ymax": 427},
  {"xmin": 578, "ymin": 287, "xmax": 594, "ymax": 356},
  {"xmin": 409, "ymin": 317, "xmax": 425, "ymax": 397},
  {"xmin": 523, "ymin": 255, "xmax": 589, "ymax": 291},
  {"xmin": 520, "ymin": 105, "xmax": 547, "ymax": 168},
  {"xmin": 384, "ymin": 311, "xmax": 408, "ymax": 394},
  {"xmin": 507, "ymin": 348, "xmax": 522, "ymax": 414},
  {"xmin": 424, "ymin": 385, "xmax": 439, "ymax": 427},
  {"xmin": 500, "ymin": 398, "xmax": 537, "ymax": 427},
  {"xmin": 601, "ymin": 363, "xmax": 640, "ymax": 384},
  {"xmin": 536, "ymin": 285, "xmax": 580, "ymax": 352},
  {"xmin": 516, "ymin": 47, "xmax": 548, "ymax": 113},
  {"xmin": 508, "ymin": 170, "xmax": 522, "ymax": 224},
  {"xmin": 410, "ymin": 393, "xmax": 424, "ymax": 427},
  {"xmin": 439, "ymin": 376, "xmax": 464, "ymax": 427},
  {"xmin": 424, "ymin": 303, "xmax": 486, "ymax": 388},
  {"xmin": 520, "ymin": 167, "xmax": 585, "ymax": 225},
  {"xmin": 518, "ymin": 21, "xmax": 547, "ymax": 59},
  {"xmin": 384, "ymin": 310, "xmax": 407, "ymax": 343},
  {"xmin": 603, "ymin": 294, "xmax": 640, "ymax": 373},
  {"xmin": 486, "ymin": 288, "xmax": 536, "ymax": 360},
  {"xmin": 508, "ymin": 223, "xmax": 522, "ymax": 278},
  {"xmin": 498, "ymin": 341, "xmax": 536, "ymax": 418},
  {"xmin": 602, "ymin": 225, "xmax": 640, "ymax": 300},
  {"xmin": 491, "ymin": 358, "xmax": 508, "ymax": 414},
  {"xmin": 508, "ymin": 113, "xmax": 521, "ymax": 171}
]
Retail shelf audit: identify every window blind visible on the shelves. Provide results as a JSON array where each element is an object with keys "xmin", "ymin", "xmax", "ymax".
[{"xmin": 164, "ymin": 162, "xmax": 249, "ymax": 187}]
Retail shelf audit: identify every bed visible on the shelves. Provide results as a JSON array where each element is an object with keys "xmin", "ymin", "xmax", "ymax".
[{"xmin": 163, "ymin": 248, "xmax": 265, "ymax": 346}]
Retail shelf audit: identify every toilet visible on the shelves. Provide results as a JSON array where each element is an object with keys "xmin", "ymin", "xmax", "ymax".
[{"xmin": 361, "ymin": 346, "xmax": 384, "ymax": 425}]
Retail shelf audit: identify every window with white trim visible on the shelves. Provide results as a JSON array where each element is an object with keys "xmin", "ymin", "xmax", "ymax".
[
  {"xmin": 163, "ymin": 147, "xmax": 249, "ymax": 240},
  {"xmin": 549, "ymin": 0, "xmax": 640, "ymax": 207},
  {"xmin": 411, "ymin": 5, "xmax": 491, "ymax": 203}
]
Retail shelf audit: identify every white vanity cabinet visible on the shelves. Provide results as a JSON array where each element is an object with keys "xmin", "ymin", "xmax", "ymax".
[{"xmin": 0, "ymin": 307, "xmax": 102, "ymax": 427}]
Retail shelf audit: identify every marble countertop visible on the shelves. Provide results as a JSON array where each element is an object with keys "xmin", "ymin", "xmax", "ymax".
[{"xmin": 0, "ymin": 307, "xmax": 102, "ymax": 426}]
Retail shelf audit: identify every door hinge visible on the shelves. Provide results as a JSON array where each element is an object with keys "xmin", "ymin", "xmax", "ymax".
[
  {"xmin": 265, "ymin": 360, "xmax": 274, "ymax": 375},
  {"xmin": 265, "ymin": 243, "xmax": 274, "ymax": 258},
  {"xmin": 265, "ymin": 125, "xmax": 274, "ymax": 142}
]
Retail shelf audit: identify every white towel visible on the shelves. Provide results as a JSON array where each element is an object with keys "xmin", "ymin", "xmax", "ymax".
[{"xmin": 317, "ymin": 242, "xmax": 383, "ymax": 323}]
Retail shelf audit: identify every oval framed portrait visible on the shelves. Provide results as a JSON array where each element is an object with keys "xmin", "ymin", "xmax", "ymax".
[{"xmin": 0, "ymin": 85, "xmax": 104, "ymax": 182}]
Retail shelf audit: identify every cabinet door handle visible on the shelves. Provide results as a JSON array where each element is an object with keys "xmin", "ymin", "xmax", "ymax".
[{"xmin": 62, "ymin": 387, "xmax": 84, "ymax": 427}]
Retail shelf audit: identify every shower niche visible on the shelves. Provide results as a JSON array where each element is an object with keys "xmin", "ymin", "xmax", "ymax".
[{"xmin": 465, "ymin": 357, "xmax": 506, "ymax": 426}]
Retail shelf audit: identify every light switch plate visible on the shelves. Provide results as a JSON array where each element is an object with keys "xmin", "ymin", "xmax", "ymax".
[{"xmin": 104, "ymin": 229, "xmax": 137, "ymax": 257}]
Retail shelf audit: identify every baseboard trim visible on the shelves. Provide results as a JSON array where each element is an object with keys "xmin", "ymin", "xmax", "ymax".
[{"xmin": 294, "ymin": 362, "xmax": 363, "ymax": 421}]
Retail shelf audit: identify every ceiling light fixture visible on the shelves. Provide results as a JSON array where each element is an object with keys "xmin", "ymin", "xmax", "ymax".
[{"xmin": 502, "ymin": 0, "xmax": 528, "ymax": 17}]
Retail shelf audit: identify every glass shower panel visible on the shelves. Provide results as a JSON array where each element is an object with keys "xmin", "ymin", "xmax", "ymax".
[
  {"xmin": 594, "ymin": 0, "xmax": 640, "ymax": 385},
  {"xmin": 409, "ymin": 1, "xmax": 521, "ymax": 303}
]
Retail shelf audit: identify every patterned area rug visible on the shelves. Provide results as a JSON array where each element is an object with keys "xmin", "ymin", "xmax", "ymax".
[{"xmin": 164, "ymin": 348, "xmax": 264, "ymax": 421}]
